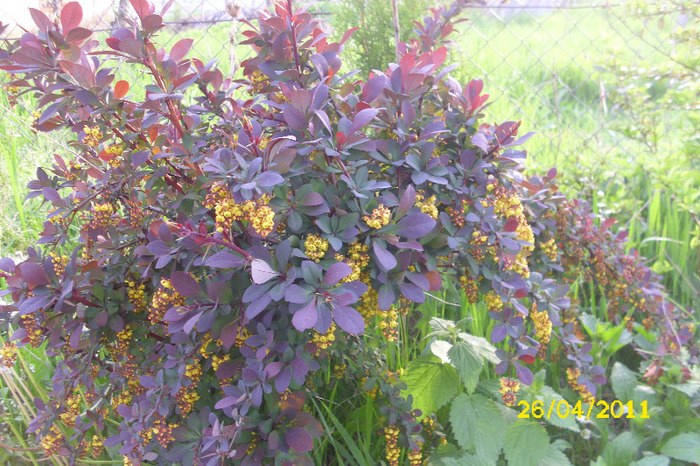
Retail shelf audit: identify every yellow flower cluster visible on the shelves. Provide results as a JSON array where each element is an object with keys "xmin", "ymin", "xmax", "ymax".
[
  {"xmin": 126, "ymin": 279, "xmax": 146, "ymax": 312},
  {"xmin": 90, "ymin": 435, "xmax": 103, "ymax": 458},
  {"xmin": 249, "ymin": 70, "xmax": 268, "ymax": 94},
  {"xmin": 531, "ymin": 304, "xmax": 552, "ymax": 346},
  {"xmin": 333, "ymin": 363, "xmax": 346, "ymax": 378},
  {"xmin": 459, "ymin": 275, "xmax": 479, "ymax": 304},
  {"xmin": 92, "ymin": 202, "xmax": 116, "ymax": 228},
  {"xmin": 104, "ymin": 143, "xmax": 124, "ymax": 167},
  {"xmin": 310, "ymin": 323, "xmax": 336, "ymax": 355},
  {"xmin": 380, "ymin": 308, "xmax": 399, "ymax": 342},
  {"xmin": 112, "ymin": 390, "xmax": 133, "ymax": 412},
  {"xmin": 41, "ymin": 425, "xmax": 63, "ymax": 456},
  {"xmin": 0, "ymin": 341, "xmax": 17, "ymax": 369},
  {"xmin": 499, "ymin": 377, "xmax": 520, "ymax": 407},
  {"xmin": 140, "ymin": 416, "xmax": 176, "ymax": 448},
  {"xmin": 408, "ymin": 448, "xmax": 422, "ymax": 465},
  {"xmin": 415, "ymin": 193, "xmax": 438, "ymax": 220},
  {"xmin": 49, "ymin": 251, "xmax": 69, "ymax": 277},
  {"xmin": 567, "ymin": 368, "xmax": 595, "ymax": 404},
  {"xmin": 148, "ymin": 278, "xmax": 185, "ymax": 325},
  {"xmin": 485, "ymin": 291, "xmax": 503, "ymax": 312},
  {"xmin": 357, "ymin": 275, "xmax": 381, "ymax": 321},
  {"xmin": 176, "ymin": 362, "xmax": 202, "ymax": 416},
  {"xmin": 471, "ymin": 229, "xmax": 488, "ymax": 245},
  {"xmin": 112, "ymin": 327, "xmax": 133, "ymax": 359},
  {"xmin": 540, "ymin": 237, "xmax": 558, "ymax": 261},
  {"xmin": 59, "ymin": 393, "xmax": 82, "ymax": 427},
  {"xmin": 20, "ymin": 314, "xmax": 42, "ymax": 347},
  {"xmin": 493, "ymin": 186, "xmax": 535, "ymax": 277},
  {"xmin": 235, "ymin": 326, "xmax": 252, "ymax": 347},
  {"xmin": 335, "ymin": 241, "xmax": 370, "ymax": 282},
  {"xmin": 214, "ymin": 193, "xmax": 275, "ymax": 237},
  {"xmin": 82, "ymin": 126, "xmax": 103, "ymax": 147},
  {"xmin": 363, "ymin": 204, "xmax": 391, "ymax": 229},
  {"xmin": 383, "ymin": 425, "xmax": 400, "ymax": 466},
  {"xmin": 304, "ymin": 234, "xmax": 329, "ymax": 262}
]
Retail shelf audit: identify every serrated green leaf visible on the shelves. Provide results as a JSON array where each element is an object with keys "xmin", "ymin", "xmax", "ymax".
[
  {"xmin": 458, "ymin": 332, "xmax": 499, "ymax": 364},
  {"xmin": 401, "ymin": 355, "xmax": 459, "ymax": 417},
  {"xmin": 611, "ymin": 362, "xmax": 638, "ymax": 402},
  {"xmin": 448, "ymin": 341, "xmax": 483, "ymax": 394},
  {"xmin": 449, "ymin": 393, "xmax": 505, "ymax": 462},
  {"xmin": 660, "ymin": 432, "xmax": 700, "ymax": 462},
  {"xmin": 669, "ymin": 381, "xmax": 700, "ymax": 397},
  {"xmin": 503, "ymin": 420, "xmax": 550, "ymax": 466},
  {"xmin": 540, "ymin": 445, "xmax": 573, "ymax": 466},
  {"xmin": 531, "ymin": 387, "xmax": 580, "ymax": 432}
]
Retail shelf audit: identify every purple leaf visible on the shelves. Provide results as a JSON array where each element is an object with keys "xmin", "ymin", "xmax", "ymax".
[
  {"xmin": 170, "ymin": 271, "xmax": 200, "ymax": 297},
  {"xmin": 292, "ymin": 300, "xmax": 318, "ymax": 331},
  {"xmin": 333, "ymin": 306, "xmax": 364, "ymax": 335},
  {"xmin": 214, "ymin": 396, "xmax": 237, "ymax": 409},
  {"xmin": 251, "ymin": 259, "xmax": 277, "ymax": 284},
  {"xmin": 491, "ymin": 325, "xmax": 507, "ymax": 343},
  {"xmin": 377, "ymin": 285, "xmax": 395, "ymax": 311},
  {"xmin": 515, "ymin": 363, "xmax": 534, "ymax": 386},
  {"xmin": 285, "ymin": 427, "xmax": 313, "ymax": 453},
  {"xmin": 361, "ymin": 75, "xmax": 386, "ymax": 103},
  {"xmin": 255, "ymin": 171, "xmax": 284, "ymax": 188},
  {"xmin": 322, "ymin": 262, "xmax": 352, "ymax": 286},
  {"xmin": 17, "ymin": 262, "xmax": 49, "ymax": 286},
  {"xmin": 246, "ymin": 294, "xmax": 271, "ymax": 320},
  {"xmin": 471, "ymin": 133, "xmax": 489, "ymax": 152},
  {"xmin": 220, "ymin": 322, "xmax": 238, "ymax": 350},
  {"xmin": 373, "ymin": 242, "xmax": 397, "ymax": 272},
  {"xmin": 0, "ymin": 257, "xmax": 15, "ymax": 273},
  {"xmin": 205, "ymin": 251, "xmax": 245, "ymax": 269},
  {"xmin": 395, "ymin": 213, "xmax": 436, "ymax": 239},
  {"xmin": 349, "ymin": 108, "xmax": 378, "ymax": 136},
  {"xmin": 275, "ymin": 369, "xmax": 291, "ymax": 393},
  {"xmin": 103, "ymin": 434, "xmax": 122, "ymax": 448},
  {"xmin": 140, "ymin": 375, "xmax": 158, "ymax": 389},
  {"xmin": 397, "ymin": 185, "xmax": 416, "ymax": 218},
  {"xmin": 285, "ymin": 285, "xmax": 308, "ymax": 304},
  {"xmin": 399, "ymin": 283, "xmax": 425, "ymax": 303},
  {"xmin": 283, "ymin": 106, "xmax": 306, "ymax": 131},
  {"xmin": 301, "ymin": 192, "xmax": 324, "ymax": 207}
]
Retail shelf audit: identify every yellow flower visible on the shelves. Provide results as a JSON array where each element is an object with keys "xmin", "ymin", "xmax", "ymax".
[{"xmin": 363, "ymin": 204, "xmax": 391, "ymax": 229}]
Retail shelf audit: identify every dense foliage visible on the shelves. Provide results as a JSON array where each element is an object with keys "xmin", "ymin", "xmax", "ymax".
[{"xmin": 0, "ymin": 0, "xmax": 696, "ymax": 464}]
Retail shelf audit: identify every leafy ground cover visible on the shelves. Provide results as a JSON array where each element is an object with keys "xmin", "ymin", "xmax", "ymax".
[{"xmin": 0, "ymin": 1, "xmax": 697, "ymax": 465}]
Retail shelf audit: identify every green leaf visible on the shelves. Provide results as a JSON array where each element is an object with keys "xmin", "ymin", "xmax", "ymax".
[
  {"xmin": 602, "ymin": 432, "xmax": 641, "ymax": 465},
  {"xmin": 448, "ymin": 341, "xmax": 483, "ymax": 394},
  {"xmin": 611, "ymin": 362, "xmax": 638, "ymax": 402},
  {"xmin": 528, "ymin": 387, "xmax": 579, "ymax": 432},
  {"xmin": 660, "ymin": 432, "xmax": 700, "ymax": 463},
  {"xmin": 457, "ymin": 332, "xmax": 499, "ymax": 364},
  {"xmin": 669, "ymin": 380, "xmax": 700, "ymax": 397},
  {"xmin": 449, "ymin": 393, "xmax": 505, "ymax": 462},
  {"xmin": 503, "ymin": 420, "xmax": 550, "ymax": 466},
  {"xmin": 540, "ymin": 445, "xmax": 573, "ymax": 466},
  {"xmin": 631, "ymin": 455, "xmax": 670, "ymax": 466},
  {"xmin": 401, "ymin": 355, "xmax": 459, "ymax": 417}
]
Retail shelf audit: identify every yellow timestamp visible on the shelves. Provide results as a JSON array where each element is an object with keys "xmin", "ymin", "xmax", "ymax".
[{"xmin": 517, "ymin": 399, "xmax": 650, "ymax": 420}]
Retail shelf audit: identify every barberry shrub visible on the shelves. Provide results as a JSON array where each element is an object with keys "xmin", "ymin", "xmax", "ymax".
[{"xmin": 0, "ymin": 0, "xmax": 695, "ymax": 464}]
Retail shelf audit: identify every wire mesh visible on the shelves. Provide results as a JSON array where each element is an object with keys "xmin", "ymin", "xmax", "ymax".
[{"xmin": 0, "ymin": 0, "xmax": 696, "ymax": 171}]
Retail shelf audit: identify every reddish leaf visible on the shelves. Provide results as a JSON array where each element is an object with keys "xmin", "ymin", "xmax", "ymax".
[
  {"xmin": 60, "ymin": 2, "xmax": 83, "ymax": 35},
  {"xmin": 29, "ymin": 8, "xmax": 52, "ymax": 31},
  {"xmin": 17, "ymin": 262, "xmax": 49, "ymax": 287},
  {"xmin": 335, "ymin": 131, "xmax": 347, "ymax": 149},
  {"xmin": 114, "ymin": 80, "xmax": 129, "ymax": 99},
  {"xmin": 601, "ymin": 217, "xmax": 616, "ymax": 232},
  {"xmin": 129, "ymin": 0, "xmax": 151, "ymax": 20},
  {"xmin": 65, "ymin": 27, "xmax": 92, "ymax": 43},
  {"xmin": 170, "ymin": 38, "xmax": 193, "ymax": 62},
  {"xmin": 503, "ymin": 218, "xmax": 519, "ymax": 233}
]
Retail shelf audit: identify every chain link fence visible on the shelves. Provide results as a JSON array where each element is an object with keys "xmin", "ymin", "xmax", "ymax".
[{"xmin": 0, "ymin": 0, "xmax": 696, "ymax": 172}]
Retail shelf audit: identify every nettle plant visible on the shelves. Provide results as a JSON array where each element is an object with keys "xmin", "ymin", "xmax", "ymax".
[{"xmin": 0, "ymin": 0, "xmax": 695, "ymax": 464}]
